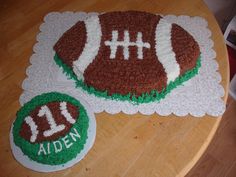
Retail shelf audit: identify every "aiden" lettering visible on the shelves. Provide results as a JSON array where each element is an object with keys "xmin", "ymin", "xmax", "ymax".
[{"xmin": 37, "ymin": 127, "xmax": 81, "ymax": 155}]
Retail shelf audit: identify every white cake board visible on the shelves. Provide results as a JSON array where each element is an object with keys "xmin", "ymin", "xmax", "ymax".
[
  {"xmin": 10, "ymin": 96, "xmax": 96, "ymax": 172},
  {"xmin": 20, "ymin": 12, "xmax": 226, "ymax": 117}
]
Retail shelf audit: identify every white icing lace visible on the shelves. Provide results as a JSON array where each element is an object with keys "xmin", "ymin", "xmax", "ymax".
[{"xmin": 20, "ymin": 12, "xmax": 226, "ymax": 117}]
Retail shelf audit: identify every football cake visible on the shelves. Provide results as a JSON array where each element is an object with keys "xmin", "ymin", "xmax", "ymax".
[
  {"xmin": 54, "ymin": 11, "xmax": 201, "ymax": 103},
  {"xmin": 10, "ymin": 92, "xmax": 96, "ymax": 172}
]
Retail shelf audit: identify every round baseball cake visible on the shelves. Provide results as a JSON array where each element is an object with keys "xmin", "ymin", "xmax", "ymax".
[
  {"xmin": 10, "ymin": 92, "xmax": 96, "ymax": 172},
  {"xmin": 54, "ymin": 11, "xmax": 201, "ymax": 103}
]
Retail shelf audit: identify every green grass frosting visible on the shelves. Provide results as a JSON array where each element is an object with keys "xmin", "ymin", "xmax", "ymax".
[
  {"xmin": 13, "ymin": 92, "xmax": 89, "ymax": 165},
  {"xmin": 54, "ymin": 54, "xmax": 201, "ymax": 104}
]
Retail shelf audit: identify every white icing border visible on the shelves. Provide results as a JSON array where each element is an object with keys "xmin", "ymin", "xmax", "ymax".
[
  {"xmin": 20, "ymin": 12, "xmax": 226, "ymax": 117},
  {"xmin": 10, "ymin": 95, "xmax": 96, "ymax": 172},
  {"xmin": 155, "ymin": 18, "xmax": 180, "ymax": 83}
]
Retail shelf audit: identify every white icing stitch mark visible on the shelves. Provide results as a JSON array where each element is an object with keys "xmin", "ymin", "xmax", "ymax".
[
  {"xmin": 59, "ymin": 102, "xmax": 76, "ymax": 124},
  {"xmin": 106, "ymin": 30, "xmax": 119, "ymax": 59},
  {"xmin": 155, "ymin": 18, "xmax": 180, "ymax": 83},
  {"xmin": 73, "ymin": 15, "xmax": 102, "ymax": 76},
  {"xmin": 24, "ymin": 116, "xmax": 39, "ymax": 143},
  {"xmin": 38, "ymin": 105, "xmax": 65, "ymax": 137},
  {"xmin": 105, "ymin": 30, "xmax": 150, "ymax": 60},
  {"xmin": 123, "ymin": 30, "xmax": 130, "ymax": 59}
]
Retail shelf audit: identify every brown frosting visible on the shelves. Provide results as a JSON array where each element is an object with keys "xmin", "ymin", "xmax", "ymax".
[
  {"xmin": 54, "ymin": 11, "xmax": 200, "ymax": 96},
  {"xmin": 171, "ymin": 24, "xmax": 200, "ymax": 75},
  {"xmin": 20, "ymin": 102, "xmax": 79, "ymax": 143},
  {"xmin": 54, "ymin": 21, "xmax": 86, "ymax": 67}
]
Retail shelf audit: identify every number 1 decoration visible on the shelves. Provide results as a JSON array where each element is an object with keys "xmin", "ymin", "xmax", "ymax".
[{"xmin": 24, "ymin": 102, "xmax": 76, "ymax": 143}]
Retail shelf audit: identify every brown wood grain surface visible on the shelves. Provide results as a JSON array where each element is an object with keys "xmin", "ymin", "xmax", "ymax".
[
  {"xmin": 186, "ymin": 96, "xmax": 236, "ymax": 177},
  {"xmin": 0, "ymin": 0, "xmax": 229, "ymax": 177}
]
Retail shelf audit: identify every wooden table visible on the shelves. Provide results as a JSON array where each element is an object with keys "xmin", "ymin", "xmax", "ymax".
[{"xmin": 0, "ymin": 0, "xmax": 229, "ymax": 177}]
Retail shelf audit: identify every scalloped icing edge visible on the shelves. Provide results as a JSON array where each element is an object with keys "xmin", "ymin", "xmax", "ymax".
[
  {"xmin": 54, "ymin": 53, "xmax": 201, "ymax": 104},
  {"xmin": 20, "ymin": 12, "xmax": 225, "ymax": 117}
]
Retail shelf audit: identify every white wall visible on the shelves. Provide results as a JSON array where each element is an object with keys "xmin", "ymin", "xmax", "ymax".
[{"xmin": 204, "ymin": 0, "xmax": 236, "ymax": 31}]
